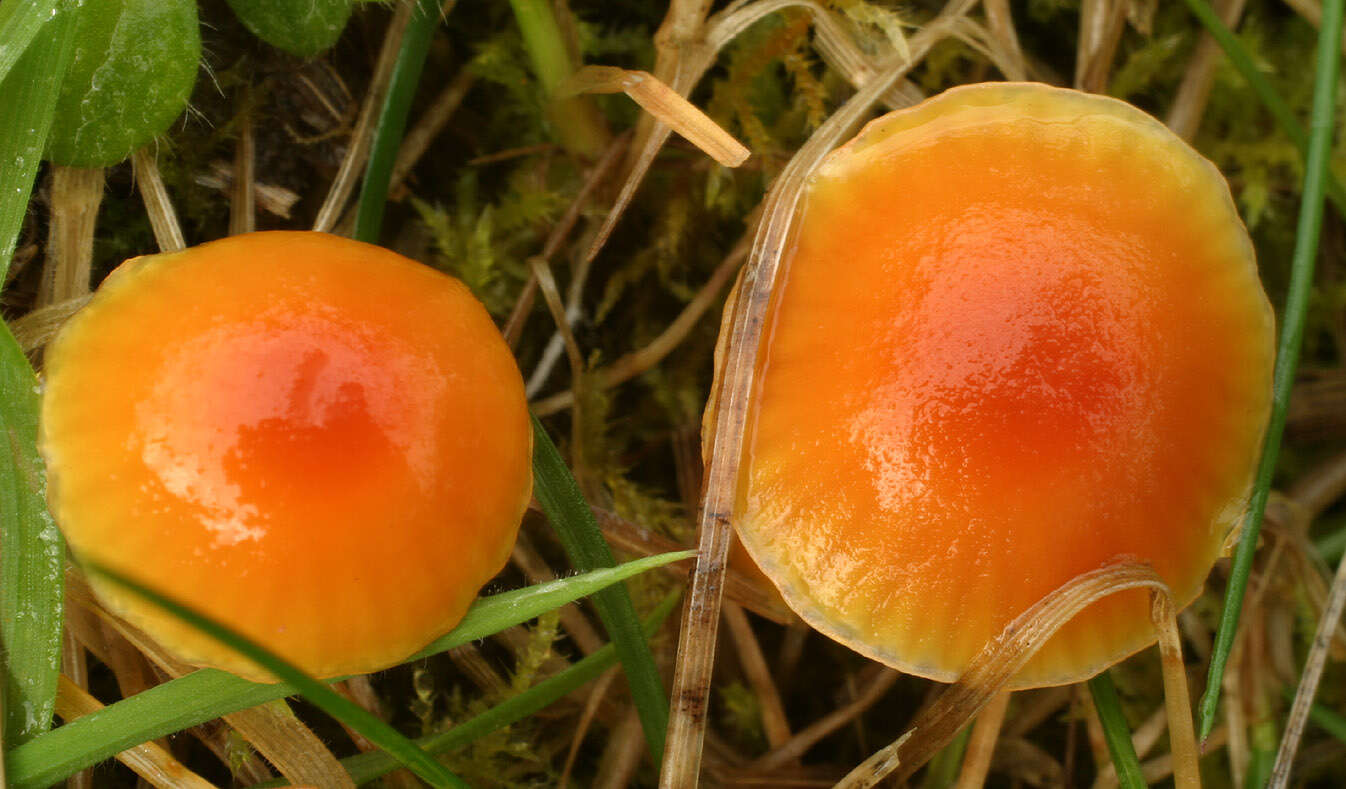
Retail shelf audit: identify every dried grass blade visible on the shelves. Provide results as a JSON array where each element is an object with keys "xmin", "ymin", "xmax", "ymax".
[
  {"xmin": 131, "ymin": 148, "xmax": 186, "ymax": 252},
  {"xmin": 1150, "ymin": 591, "xmax": 1199, "ymax": 789},
  {"xmin": 840, "ymin": 563, "xmax": 1175, "ymax": 787},
  {"xmin": 312, "ymin": 0, "xmax": 415, "ymax": 233},
  {"xmin": 55, "ymin": 676, "xmax": 214, "ymax": 789},
  {"xmin": 565, "ymin": 66, "xmax": 748, "ymax": 167},
  {"xmin": 223, "ymin": 700, "xmax": 355, "ymax": 788},
  {"xmin": 953, "ymin": 691, "xmax": 1011, "ymax": 789},
  {"xmin": 1197, "ymin": 0, "xmax": 1346, "ymax": 741},
  {"xmin": 661, "ymin": 4, "xmax": 978, "ymax": 784}
]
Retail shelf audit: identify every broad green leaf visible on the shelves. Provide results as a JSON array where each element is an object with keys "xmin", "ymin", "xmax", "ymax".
[
  {"xmin": 0, "ymin": 0, "xmax": 75, "ymax": 279},
  {"xmin": 226, "ymin": 0, "xmax": 354, "ymax": 57},
  {"xmin": 6, "ymin": 551, "xmax": 691, "ymax": 788},
  {"xmin": 0, "ymin": 0, "xmax": 60, "ymax": 90},
  {"xmin": 0, "ymin": 3, "xmax": 77, "ymax": 748},
  {"xmin": 46, "ymin": 0, "xmax": 200, "ymax": 167}
]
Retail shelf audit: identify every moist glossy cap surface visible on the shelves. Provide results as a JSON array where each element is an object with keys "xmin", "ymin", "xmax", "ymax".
[
  {"xmin": 43, "ymin": 231, "xmax": 532, "ymax": 681},
  {"xmin": 733, "ymin": 83, "xmax": 1274, "ymax": 687}
]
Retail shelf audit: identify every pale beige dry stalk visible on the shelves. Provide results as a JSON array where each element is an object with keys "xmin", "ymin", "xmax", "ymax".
[{"xmin": 660, "ymin": 3, "xmax": 980, "ymax": 783}]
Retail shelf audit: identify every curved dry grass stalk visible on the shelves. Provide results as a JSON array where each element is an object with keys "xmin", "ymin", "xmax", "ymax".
[
  {"xmin": 834, "ymin": 562, "xmax": 1197, "ymax": 788},
  {"xmin": 55, "ymin": 676, "xmax": 215, "ymax": 789},
  {"xmin": 750, "ymin": 667, "xmax": 901, "ymax": 771},
  {"xmin": 530, "ymin": 233, "xmax": 748, "ymax": 416},
  {"xmin": 564, "ymin": 66, "xmax": 749, "ymax": 167},
  {"xmin": 1167, "ymin": 0, "xmax": 1249, "ymax": 140},
  {"xmin": 1270, "ymin": 540, "xmax": 1346, "ymax": 786},
  {"xmin": 311, "ymin": 0, "xmax": 415, "ymax": 234},
  {"xmin": 587, "ymin": 0, "xmax": 928, "ymax": 270},
  {"xmin": 954, "ymin": 691, "xmax": 1011, "ymax": 788},
  {"xmin": 230, "ymin": 99, "xmax": 256, "ymax": 236},
  {"xmin": 131, "ymin": 148, "xmax": 185, "ymax": 252},
  {"xmin": 11, "ymin": 295, "xmax": 90, "ymax": 355},
  {"xmin": 660, "ymin": 7, "xmax": 979, "ymax": 784}
]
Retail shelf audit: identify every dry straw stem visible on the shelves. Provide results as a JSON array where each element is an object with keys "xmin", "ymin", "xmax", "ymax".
[
  {"xmin": 659, "ymin": 2, "xmax": 978, "ymax": 783},
  {"xmin": 560, "ymin": 666, "xmax": 621, "ymax": 787},
  {"xmin": 586, "ymin": 0, "xmax": 929, "ymax": 269},
  {"xmin": 312, "ymin": 0, "xmax": 416, "ymax": 233},
  {"xmin": 750, "ymin": 668, "xmax": 901, "ymax": 771},
  {"xmin": 833, "ymin": 562, "xmax": 1197, "ymax": 787},
  {"xmin": 722, "ymin": 600, "xmax": 792, "ymax": 749},
  {"xmin": 11, "ymin": 295, "xmax": 90, "ymax": 355},
  {"xmin": 1075, "ymin": 0, "xmax": 1128, "ymax": 92},
  {"xmin": 530, "ymin": 232, "xmax": 748, "ymax": 416},
  {"xmin": 563, "ymin": 66, "xmax": 749, "ymax": 168},
  {"xmin": 1271, "ymin": 533, "xmax": 1346, "ymax": 785},
  {"xmin": 1166, "ymin": 0, "xmax": 1249, "ymax": 140},
  {"xmin": 230, "ymin": 100, "xmax": 256, "ymax": 236},
  {"xmin": 39, "ymin": 165, "xmax": 103, "ymax": 307},
  {"xmin": 955, "ymin": 691, "xmax": 1011, "ymax": 788},
  {"xmin": 55, "ymin": 676, "xmax": 214, "ymax": 789},
  {"xmin": 131, "ymin": 148, "xmax": 185, "ymax": 252}
]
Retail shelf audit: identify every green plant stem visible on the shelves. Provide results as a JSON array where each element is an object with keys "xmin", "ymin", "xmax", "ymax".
[
  {"xmin": 1198, "ymin": 0, "xmax": 1346, "ymax": 741},
  {"xmin": 1177, "ymin": 0, "xmax": 1346, "ymax": 216},
  {"xmin": 1088, "ymin": 673, "xmax": 1145, "ymax": 789},
  {"xmin": 507, "ymin": 0, "xmax": 609, "ymax": 158},
  {"xmin": 353, "ymin": 0, "xmax": 440, "ymax": 243},
  {"xmin": 920, "ymin": 722, "xmax": 972, "ymax": 788},
  {"xmin": 84, "ymin": 562, "xmax": 468, "ymax": 788},
  {"xmin": 331, "ymin": 590, "xmax": 682, "ymax": 785},
  {"xmin": 530, "ymin": 414, "xmax": 669, "ymax": 764}
]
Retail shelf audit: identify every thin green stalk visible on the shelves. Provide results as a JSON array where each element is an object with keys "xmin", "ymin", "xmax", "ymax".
[
  {"xmin": 920, "ymin": 722, "xmax": 972, "ymax": 788},
  {"xmin": 6, "ymin": 553, "xmax": 688, "ymax": 788},
  {"xmin": 530, "ymin": 414, "xmax": 669, "ymax": 763},
  {"xmin": 1198, "ymin": 0, "xmax": 1346, "ymax": 741},
  {"xmin": 1177, "ymin": 0, "xmax": 1346, "ymax": 216},
  {"xmin": 83, "ymin": 562, "xmax": 468, "ymax": 788},
  {"xmin": 507, "ymin": 0, "xmax": 609, "ymax": 158},
  {"xmin": 0, "ymin": 3, "xmax": 78, "ymax": 750},
  {"xmin": 330, "ymin": 590, "xmax": 682, "ymax": 786},
  {"xmin": 353, "ymin": 0, "xmax": 441, "ymax": 243},
  {"xmin": 1087, "ymin": 673, "xmax": 1145, "ymax": 789}
]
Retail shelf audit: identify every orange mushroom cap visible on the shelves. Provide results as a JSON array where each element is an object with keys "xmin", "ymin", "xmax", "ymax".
[
  {"xmin": 42, "ymin": 231, "xmax": 532, "ymax": 682},
  {"xmin": 730, "ymin": 83, "xmax": 1274, "ymax": 688}
]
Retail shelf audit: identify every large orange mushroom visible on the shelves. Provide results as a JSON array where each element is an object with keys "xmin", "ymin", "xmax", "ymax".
[
  {"xmin": 42, "ymin": 231, "xmax": 532, "ymax": 682},
  {"xmin": 728, "ymin": 82, "xmax": 1274, "ymax": 688}
]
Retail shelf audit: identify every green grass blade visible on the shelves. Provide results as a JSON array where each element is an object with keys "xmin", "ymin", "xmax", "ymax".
[
  {"xmin": 0, "ymin": 0, "xmax": 60, "ymax": 94},
  {"xmin": 1088, "ymin": 673, "xmax": 1145, "ymax": 789},
  {"xmin": 82, "ymin": 562, "xmax": 469, "ymax": 788},
  {"xmin": 6, "ymin": 552, "xmax": 689, "ymax": 787},
  {"xmin": 0, "ymin": 321, "xmax": 64, "ymax": 748},
  {"xmin": 334, "ymin": 590, "xmax": 682, "ymax": 786},
  {"xmin": 920, "ymin": 723, "xmax": 972, "ymax": 789},
  {"xmin": 1177, "ymin": 0, "xmax": 1346, "ymax": 215},
  {"xmin": 530, "ymin": 414, "xmax": 670, "ymax": 763},
  {"xmin": 352, "ymin": 0, "xmax": 439, "ymax": 243},
  {"xmin": 1197, "ymin": 0, "xmax": 1346, "ymax": 741},
  {"xmin": 0, "ymin": 0, "xmax": 75, "ymax": 280},
  {"xmin": 0, "ymin": 5, "xmax": 78, "ymax": 749}
]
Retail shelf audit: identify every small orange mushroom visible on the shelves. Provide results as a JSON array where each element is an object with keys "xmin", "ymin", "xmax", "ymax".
[
  {"xmin": 42, "ymin": 231, "xmax": 532, "ymax": 682},
  {"xmin": 728, "ymin": 83, "xmax": 1274, "ymax": 688}
]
